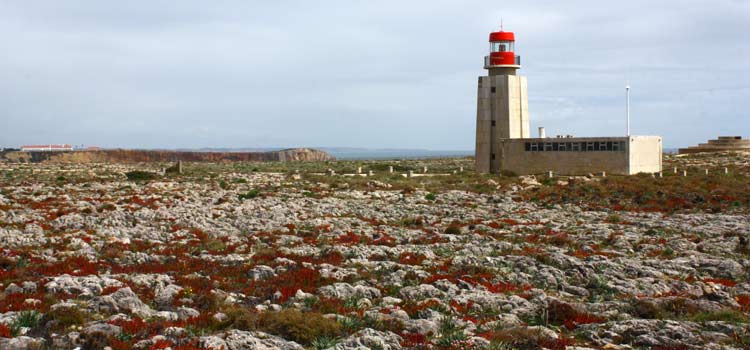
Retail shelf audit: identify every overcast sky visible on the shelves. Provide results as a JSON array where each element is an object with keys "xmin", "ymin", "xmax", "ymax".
[{"xmin": 1, "ymin": 1, "xmax": 748, "ymax": 150}]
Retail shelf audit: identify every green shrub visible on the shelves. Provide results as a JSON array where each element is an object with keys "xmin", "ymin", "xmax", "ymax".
[
  {"xmin": 338, "ymin": 316, "xmax": 364, "ymax": 333},
  {"xmin": 125, "ymin": 171, "xmax": 159, "ymax": 181},
  {"xmin": 397, "ymin": 216, "xmax": 423, "ymax": 227},
  {"xmin": 444, "ymin": 225, "xmax": 461, "ymax": 235},
  {"xmin": 13, "ymin": 310, "xmax": 42, "ymax": 329},
  {"xmin": 229, "ymin": 308, "xmax": 261, "ymax": 331},
  {"xmin": 312, "ymin": 336, "xmax": 339, "ymax": 350},
  {"xmin": 435, "ymin": 315, "xmax": 466, "ymax": 347},
  {"xmin": 238, "ymin": 189, "xmax": 262, "ymax": 200},
  {"xmin": 605, "ymin": 214, "xmax": 622, "ymax": 223},
  {"xmin": 425, "ymin": 193, "xmax": 437, "ymax": 201}
]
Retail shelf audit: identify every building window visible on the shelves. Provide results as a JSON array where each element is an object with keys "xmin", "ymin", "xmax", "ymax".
[
  {"xmin": 491, "ymin": 120, "xmax": 496, "ymax": 127},
  {"xmin": 491, "ymin": 87, "xmax": 496, "ymax": 93},
  {"xmin": 523, "ymin": 140, "xmax": 627, "ymax": 152},
  {"xmin": 491, "ymin": 153, "xmax": 496, "ymax": 160}
]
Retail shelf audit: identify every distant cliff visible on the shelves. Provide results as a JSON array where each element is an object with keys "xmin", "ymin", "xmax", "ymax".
[{"xmin": 3, "ymin": 148, "xmax": 335, "ymax": 163}]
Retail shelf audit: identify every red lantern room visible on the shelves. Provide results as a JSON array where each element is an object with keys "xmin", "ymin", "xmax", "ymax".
[{"xmin": 484, "ymin": 29, "xmax": 521, "ymax": 74}]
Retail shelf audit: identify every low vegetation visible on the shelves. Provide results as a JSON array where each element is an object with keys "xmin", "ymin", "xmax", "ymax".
[
  {"xmin": 124, "ymin": 170, "xmax": 159, "ymax": 182},
  {"xmin": 1, "ymin": 152, "xmax": 749, "ymax": 349}
]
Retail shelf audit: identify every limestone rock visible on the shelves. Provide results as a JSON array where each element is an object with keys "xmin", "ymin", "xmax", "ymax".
[{"xmin": 327, "ymin": 328, "xmax": 402, "ymax": 350}]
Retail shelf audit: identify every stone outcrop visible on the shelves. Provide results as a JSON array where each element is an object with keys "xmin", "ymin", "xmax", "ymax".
[
  {"xmin": 2, "ymin": 148, "xmax": 334, "ymax": 163},
  {"xmin": 679, "ymin": 136, "xmax": 750, "ymax": 154}
]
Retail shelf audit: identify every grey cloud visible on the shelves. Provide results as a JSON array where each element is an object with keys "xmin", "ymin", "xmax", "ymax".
[{"xmin": 1, "ymin": 0, "xmax": 748, "ymax": 149}]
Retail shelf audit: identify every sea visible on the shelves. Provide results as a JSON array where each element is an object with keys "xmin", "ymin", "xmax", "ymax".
[{"xmin": 320, "ymin": 148, "xmax": 472, "ymax": 160}]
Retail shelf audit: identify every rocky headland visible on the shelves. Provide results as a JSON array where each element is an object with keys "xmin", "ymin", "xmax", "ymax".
[{"xmin": 1, "ymin": 148, "xmax": 334, "ymax": 163}]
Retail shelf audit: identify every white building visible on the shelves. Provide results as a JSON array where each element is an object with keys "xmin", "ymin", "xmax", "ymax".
[{"xmin": 20, "ymin": 144, "xmax": 74, "ymax": 152}]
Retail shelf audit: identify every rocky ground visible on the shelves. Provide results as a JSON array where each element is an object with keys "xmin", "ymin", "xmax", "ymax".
[{"xmin": 1, "ymin": 153, "xmax": 749, "ymax": 350}]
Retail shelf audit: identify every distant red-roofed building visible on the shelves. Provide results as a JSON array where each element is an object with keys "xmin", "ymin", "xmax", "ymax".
[{"xmin": 20, "ymin": 144, "xmax": 74, "ymax": 152}]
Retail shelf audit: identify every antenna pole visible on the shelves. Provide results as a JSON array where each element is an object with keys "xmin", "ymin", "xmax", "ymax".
[{"xmin": 625, "ymin": 85, "xmax": 631, "ymax": 136}]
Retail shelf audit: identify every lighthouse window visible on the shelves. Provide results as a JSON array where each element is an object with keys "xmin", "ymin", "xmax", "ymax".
[{"xmin": 491, "ymin": 42, "xmax": 514, "ymax": 53}]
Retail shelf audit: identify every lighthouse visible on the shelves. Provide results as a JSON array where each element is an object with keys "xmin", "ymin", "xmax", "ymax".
[
  {"xmin": 475, "ymin": 28, "xmax": 530, "ymax": 173},
  {"xmin": 473, "ymin": 28, "xmax": 662, "ymax": 176}
]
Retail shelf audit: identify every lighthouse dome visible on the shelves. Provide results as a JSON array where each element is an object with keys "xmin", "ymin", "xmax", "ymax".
[{"xmin": 489, "ymin": 31, "xmax": 515, "ymax": 42}]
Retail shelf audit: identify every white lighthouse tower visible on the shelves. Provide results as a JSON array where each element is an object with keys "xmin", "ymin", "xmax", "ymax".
[{"xmin": 475, "ymin": 28, "xmax": 530, "ymax": 173}]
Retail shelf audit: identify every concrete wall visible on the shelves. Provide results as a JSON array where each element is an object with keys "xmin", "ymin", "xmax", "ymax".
[
  {"xmin": 475, "ymin": 77, "xmax": 491, "ymax": 173},
  {"xmin": 492, "ymin": 136, "xmax": 662, "ymax": 175},
  {"xmin": 475, "ymin": 74, "xmax": 529, "ymax": 173},
  {"xmin": 497, "ymin": 137, "xmax": 630, "ymax": 175},
  {"xmin": 628, "ymin": 136, "xmax": 662, "ymax": 174},
  {"xmin": 506, "ymin": 75, "xmax": 530, "ymax": 139}
]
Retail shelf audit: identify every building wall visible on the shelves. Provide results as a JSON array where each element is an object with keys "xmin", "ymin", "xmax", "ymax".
[
  {"xmin": 475, "ymin": 74, "xmax": 529, "ymax": 173},
  {"xmin": 506, "ymin": 75, "xmax": 530, "ymax": 139},
  {"xmin": 497, "ymin": 137, "xmax": 629, "ymax": 175},
  {"xmin": 628, "ymin": 136, "xmax": 663, "ymax": 174},
  {"xmin": 493, "ymin": 136, "xmax": 662, "ymax": 175},
  {"xmin": 475, "ymin": 77, "xmax": 491, "ymax": 173}
]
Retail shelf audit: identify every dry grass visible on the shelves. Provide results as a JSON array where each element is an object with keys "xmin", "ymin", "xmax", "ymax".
[{"xmin": 230, "ymin": 308, "xmax": 341, "ymax": 346}]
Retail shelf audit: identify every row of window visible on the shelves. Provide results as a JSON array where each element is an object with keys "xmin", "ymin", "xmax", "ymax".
[{"xmin": 524, "ymin": 141, "xmax": 626, "ymax": 152}]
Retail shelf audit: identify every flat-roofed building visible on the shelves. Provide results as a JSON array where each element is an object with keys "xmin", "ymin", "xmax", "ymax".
[{"xmin": 495, "ymin": 136, "xmax": 662, "ymax": 176}]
